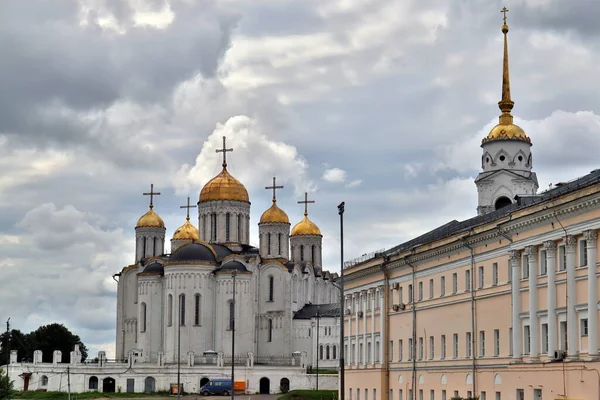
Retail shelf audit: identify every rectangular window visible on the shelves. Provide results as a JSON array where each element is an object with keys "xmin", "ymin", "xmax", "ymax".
[
  {"xmin": 479, "ymin": 330, "xmax": 486, "ymax": 357},
  {"xmin": 399, "ymin": 287, "xmax": 404, "ymax": 304},
  {"xmin": 441, "ymin": 335, "xmax": 446, "ymax": 359},
  {"xmin": 359, "ymin": 343, "xmax": 363, "ymax": 364},
  {"xmin": 542, "ymin": 323, "xmax": 548, "ymax": 353},
  {"xmin": 367, "ymin": 342, "xmax": 371, "ymax": 364},
  {"xmin": 559, "ymin": 245, "xmax": 566, "ymax": 271},
  {"xmin": 452, "ymin": 273, "xmax": 458, "ymax": 294},
  {"xmin": 466, "ymin": 332, "xmax": 472, "ymax": 358},
  {"xmin": 430, "ymin": 390, "xmax": 435, "ymax": 400},
  {"xmin": 442, "ymin": 390, "xmax": 446, "ymax": 400},
  {"xmin": 440, "ymin": 276, "xmax": 446, "ymax": 296},
  {"xmin": 522, "ymin": 254, "xmax": 529, "ymax": 279},
  {"xmin": 400, "ymin": 389, "xmax": 403, "ymax": 400},
  {"xmin": 492, "ymin": 263, "xmax": 498, "ymax": 286},
  {"xmin": 375, "ymin": 341, "xmax": 380, "ymax": 363},
  {"xmin": 268, "ymin": 276, "xmax": 274, "ymax": 301},
  {"xmin": 454, "ymin": 391, "xmax": 459, "ymax": 398},
  {"xmin": 225, "ymin": 213, "xmax": 230, "ymax": 241},
  {"xmin": 509, "ymin": 327, "xmax": 513, "ymax": 356},
  {"xmin": 429, "ymin": 279, "xmax": 434, "ymax": 299},
  {"xmin": 478, "ymin": 266, "xmax": 484, "ymax": 289},
  {"xmin": 465, "ymin": 269, "xmax": 471, "ymax": 292},
  {"xmin": 453, "ymin": 334, "xmax": 458, "ymax": 359},
  {"xmin": 517, "ymin": 389, "xmax": 524, "ymax": 400},
  {"xmin": 494, "ymin": 329, "xmax": 500, "ymax": 356},
  {"xmin": 533, "ymin": 388, "xmax": 542, "ymax": 400},
  {"xmin": 508, "ymin": 260, "xmax": 512, "ymax": 282},
  {"xmin": 419, "ymin": 337, "xmax": 424, "ymax": 360},
  {"xmin": 481, "ymin": 392, "xmax": 486, "ymax": 400},
  {"xmin": 581, "ymin": 318, "xmax": 589, "ymax": 336},
  {"xmin": 399, "ymin": 339, "xmax": 403, "ymax": 361},
  {"xmin": 267, "ymin": 319, "xmax": 272, "ymax": 342},
  {"xmin": 179, "ymin": 294, "xmax": 186, "ymax": 326},
  {"xmin": 418, "ymin": 282, "xmax": 423, "ymax": 301},
  {"xmin": 524, "ymin": 325, "xmax": 531, "ymax": 354},
  {"xmin": 391, "ymin": 390, "xmax": 394, "ymax": 400},
  {"xmin": 580, "ymin": 239, "xmax": 588, "ymax": 267},
  {"xmin": 429, "ymin": 337, "xmax": 435, "ymax": 360},
  {"xmin": 409, "ymin": 390, "xmax": 413, "ymax": 400},
  {"xmin": 408, "ymin": 338, "xmax": 413, "ymax": 360},
  {"xmin": 408, "ymin": 284, "xmax": 413, "ymax": 303},
  {"xmin": 496, "ymin": 392, "xmax": 501, "ymax": 400},
  {"xmin": 389, "ymin": 341, "xmax": 394, "ymax": 362},
  {"xmin": 540, "ymin": 250, "xmax": 548, "ymax": 275},
  {"xmin": 419, "ymin": 390, "xmax": 423, "ymax": 400},
  {"xmin": 194, "ymin": 294, "xmax": 201, "ymax": 325},
  {"xmin": 374, "ymin": 389, "xmax": 377, "ymax": 400}
]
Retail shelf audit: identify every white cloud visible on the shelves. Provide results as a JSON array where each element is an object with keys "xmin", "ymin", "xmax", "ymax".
[{"xmin": 322, "ymin": 167, "xmax": 347, "ymax": 183}]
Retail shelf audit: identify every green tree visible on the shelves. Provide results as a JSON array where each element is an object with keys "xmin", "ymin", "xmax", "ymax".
[
  {"xmin": 29, "ymin": 324, "xmax": 88, "ymax": 362},
  {"xmin": 0, "ymin": 368, "xmax": 13, "ymax": 399},
  {"xmin": 0, "ymin": 330, "xmax": 31, "ymax": 364}
]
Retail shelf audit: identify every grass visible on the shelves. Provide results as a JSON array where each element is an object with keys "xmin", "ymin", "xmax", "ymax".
[
  {"xmin": 11, "ymin": 391, "xmax": 170, "ymax": 399},
  {"xmin": 278, "ymin": 389, "xmax": 338, "ymax": 400}
]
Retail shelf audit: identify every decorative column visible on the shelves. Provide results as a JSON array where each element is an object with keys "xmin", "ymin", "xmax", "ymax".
[
  {"xmin": 526, "ymin": 246, "xmax": 539, "ymax": 360},
  {"xmin": 585, "ymin": 230, "xmax": 598, "ymax": 356},
  {"xmin": 566, "ymin": 235, "xmax": 578, "ymax": 359},
  {"xmin": 510, "ymin": 250, "xmax": 522, "ymax": 359},
  {"xmin": 544, "ymin": 240, "xmax": 557, "ymax": 357},
  {"xmin": 362, "ymin": 291, "xmax": 367, "ymax": 364},
  {"xmin": 371, "ymin": 289, "xmax": 376, "ymax": 364},
  {"xmin": 346, "ymin": 295, "xmax": 352, "ymax": 365},
  {"xmin": 355, "ymin": 294, "xmax": 359, "ymax": 364},
  {"xmin": 379, "ymin": 286, "xmax": 385, "ymax": 363}
]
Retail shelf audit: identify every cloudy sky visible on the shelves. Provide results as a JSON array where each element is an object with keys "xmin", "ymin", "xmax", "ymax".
[{"xmin": 2, "ymin": 0, "xmax": 600, "ymax": 358}]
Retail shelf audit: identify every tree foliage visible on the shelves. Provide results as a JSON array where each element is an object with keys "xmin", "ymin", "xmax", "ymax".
[
  {"xmin": 0, "ymin": 368, "xmax": 13, "ymax": 399},
  {"xmin": 0, "ymin": 324, "xmax": 88, "ymax": 364}
]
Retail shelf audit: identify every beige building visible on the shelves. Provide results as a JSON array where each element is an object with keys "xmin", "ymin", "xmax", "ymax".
[{"xmin": 342, "ymin": 14, "xmax": 600, "ymax": 400}]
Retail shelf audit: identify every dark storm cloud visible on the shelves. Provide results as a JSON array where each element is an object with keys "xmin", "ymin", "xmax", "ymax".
[{"xmin": 519, "ymin": 0, "xmax": 600, "ymax": 38}]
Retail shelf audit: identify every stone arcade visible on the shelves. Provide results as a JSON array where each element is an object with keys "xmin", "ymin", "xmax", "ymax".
[{"xmin": 4, "ymin": 138, "xmax": 341, "ymax": 394}]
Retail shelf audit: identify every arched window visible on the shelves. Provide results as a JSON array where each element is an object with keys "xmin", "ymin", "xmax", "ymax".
[
  {"xmin": 229, "ymin": 300, "xmax": 235, "ymax": 330},
  {"xmin": 194, "ymin": 294, "xmax": 201, "ymax": 325},
  {"xmin": 326, "ymin": 345, "xmax": 330, "ymax": 360},
  {"xmin": 333, "ymin": 345, "xmax": 337, "ymax": 359},
  {"xmin": 225, "ymin": 213, "xmax": 230, "ymax": 241},
  {"xmin": 88, "ymin": 376, "xmax": 98, "ymax": 390},
  {"xmin": 142, "ymin": 236, "xmax": 147, "ymax": 258},
  {"xmin": 268, "ymin": 319, "xmax": 273, "ymax": 342},
  {"xmin": 41, "ymin": 375, "xmax": 48, "ymax": 386},
  {"xmin": 268, "ymin": 233, "xmax": 271, "ymax": 254},
  {"xmin": 141, "ymin": 302, "xmax": 147, "ymax": 332},
  {"xmin": 319, "ymin": 345, "xmax": 324, "ymax": 360},
  {"xmin": 495, "ymin": 196, "xmax": 512, "ymax": 210},
  {"xmin": 278, "ymin": 233, "xmax": 282, "ymax": 255},
  {"xmin": 153, "ymin": 237, "xmax": 157, "ymax": 255},
  {"xmin": 238, "ymin": 214, "xmax": 242, "ymax": 242},
  {"xmin": 211, "ymin": 213, "xmax": 217, "ymax": 241},
  {"xmin": 268, "ymin": 276, "xmax": 274, "ymax": 302},
  {"xmin": 300, "ymin": 245, "xmax": 304, "ymax": 261},
  {"xmin": 179, "ymin": 294, "xmax": 186, "ymax": 326},
  {"xmin": 167, "ymin": 294, "xmax": 173, "ymax": 326}
]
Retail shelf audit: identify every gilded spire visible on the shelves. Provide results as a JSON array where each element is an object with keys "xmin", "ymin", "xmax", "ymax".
[{"xmin": 498, "ymin": 7, "xmax": 514, "ymax": 125}]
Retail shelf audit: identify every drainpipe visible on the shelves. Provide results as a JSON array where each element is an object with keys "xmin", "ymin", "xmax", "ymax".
[
  {"xmin": 403, "ymin": 255, "xmax": 417, "ymax": 400},
  {"xmin": 461, "ymin": 237, "xmax": 477, "ymax": 397},
  {"xmin": 380, "ymin": 257, "xmax": 391, "ymax": 400}
]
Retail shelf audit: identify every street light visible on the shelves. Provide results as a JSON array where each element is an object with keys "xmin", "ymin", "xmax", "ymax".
[
  {"xmin": 177, "ymin": 296, "xmax": 182, "ymax": 400},
  {"xmin": 338, "ymin": 202, "xmax": 345, "ymax": 400},
  {"xmin": 316, "ymin": 305, "xmax": 320, "ymax": 391},
  {"xmin": 231, "ymin": 270, "xmax": 237, "ymax": 400}
]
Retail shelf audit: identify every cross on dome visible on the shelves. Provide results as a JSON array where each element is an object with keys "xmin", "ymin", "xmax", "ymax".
[
  {"xmin": 265, "ymin": 177, "xmax": 284, "ymax": 203},
  {"xmin": 143, "ymin": 183, "xmax": 161, "ymax": 209},
  {"xmin": 180, "ymin": 196, "xmax": 197, "ymax": 221},
  {"xmin": 216, "ymin": 136, "xmax": 233, "ymax": 168},
  {"xmin": 501, "ymin": 6, "xmax": 509, "ymax": 24},
  {"xmin": 298, "ymin": 192, "xmax": 315, "ymax": 216}
]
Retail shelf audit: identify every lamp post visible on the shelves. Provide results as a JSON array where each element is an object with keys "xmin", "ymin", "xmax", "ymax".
[
  {"xmin": 231, "ymin": 270, "xmax": 237, "ymax": 400},
  {"xmin": 316, "ymin": 305, "xmax": 320, "ymax": 391},
  {"xmin": 338, "ymin": 202, "xmax": 345, "ymax": 400},
  {"xmin": 177, "ymin": 296, "xmax": 182, "ymax": 400}
]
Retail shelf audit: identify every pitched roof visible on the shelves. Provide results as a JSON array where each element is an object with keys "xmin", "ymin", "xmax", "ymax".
[{"xmin": 293, "ymin": 303, "xmax": 340, "ymax": 319}]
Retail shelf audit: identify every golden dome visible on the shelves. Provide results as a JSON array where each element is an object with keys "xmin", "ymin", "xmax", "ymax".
[
  {"xmin": 260, "ymin": 202, "xmax": 289, "ymax": 224},
  {"xmin": 172, "ymin": 218, "xmax": 199, "ymax": 240},
  {"xmin": 483, "ymin": 123, "xmax": 530, "ymax": 144},
  {"xmin": 291, "ymin": 215, "xmax": 321, "ymax": 236},
  {"xmin": 200, "ymin": 167, "xmax": 249, "ymax": 203},
  {"xmin": 136, "ymin": 208, "xmax": 165, "ymax": 228}
]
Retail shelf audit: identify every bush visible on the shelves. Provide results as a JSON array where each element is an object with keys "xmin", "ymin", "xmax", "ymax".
[
  {"xmin": 0, "ymin": 368, "xmax": 13, "ymax": 400},
  {"xmin": 278, "ymin": 389, "xmax": 338, "ymax": 400}
]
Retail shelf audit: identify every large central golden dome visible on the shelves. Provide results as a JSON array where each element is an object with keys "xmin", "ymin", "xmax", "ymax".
[
  {"xmin": 291, "ymin": 215, "xmax": 321, "ymax": 236},
  {"xmin": 200, "ymin": 167, "xmax": 249, "ymax": 203}
]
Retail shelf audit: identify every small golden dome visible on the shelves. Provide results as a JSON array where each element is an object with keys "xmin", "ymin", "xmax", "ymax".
[
  {"xmin": 482, "ymin": 123, "xmax": 531, "ymax": 144},
  {"xmin": 172, "ymin": 218, "xmax": 199, "ymax": 240},
  {"xmin": 291, "ymin": 215, "xmax": 321, "ymax": 236},
  {"xmin": 136, "ymin": 208, "xmax": 165, "ymax": 228},
  {"xmin": 260, "ymin": 202, "xmax": 289, "ymax": 224},
  {"xmin": 200, "ymin": 167, "xmax": 249, "ymax": 203}
]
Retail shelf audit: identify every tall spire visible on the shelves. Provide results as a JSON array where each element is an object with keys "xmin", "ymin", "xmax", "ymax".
[{"xmin": 498, "ymin": 7, "xmax": 514, "ymax": 125}]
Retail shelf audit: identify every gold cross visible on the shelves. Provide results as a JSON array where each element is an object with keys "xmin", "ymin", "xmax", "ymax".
[
  {"xmin": 265, "ymin": 176, "xmax": 284, "ymax": 202},
  {"xmin": 143, "ymin": 183, "xmax": 161, "ymax": 209},
  {"xmin": 297, "ymin": 192, "xmax": 315, "ymax": 216},
  {"xmin": 215, "ymin": 136, "xmax": 233, "ymax": 167},
  {"xmin": 180, "ymin": 196, "xmax": 197, "ymax": 220},
  {"xmin": 501, "ymin": 7, "xmax": 509, "ymax": 24}
]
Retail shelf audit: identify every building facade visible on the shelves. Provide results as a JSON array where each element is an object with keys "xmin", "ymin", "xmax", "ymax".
[{"xmin": 342, "ymin": 16, "xmax": 600, "ymax": 400}]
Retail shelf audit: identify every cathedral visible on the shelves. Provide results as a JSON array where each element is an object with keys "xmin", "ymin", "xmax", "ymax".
[{"xmin": 115, "ymin": 140, "xmax": 340, "ymax": 366}]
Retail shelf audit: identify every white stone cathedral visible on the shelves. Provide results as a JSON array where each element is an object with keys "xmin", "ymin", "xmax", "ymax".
[{"xmin": 115, "ymin": 140, "xmax": 340, "ymax": 367}]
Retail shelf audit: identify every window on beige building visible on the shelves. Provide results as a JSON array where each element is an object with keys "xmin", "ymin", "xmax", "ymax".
[
  {"xmin": 542, "ymin": 324, "xmax": 548, "ymax": 353},
  {"xmin": 441, "ymin": 335, "xmax": 446, "ymax": 359},
  {"xmin": 389, "ymin": 341, "xmax": 394, "ymax": 362},
  {"xmin": 581, "ymin": 318, "xmax": 589, "ymax": 336},
  {"xmin": 375, "ymin": 341, "xmax": 380, "ymax": 363},
  {"xmin": 559, "ymin": 245, "xmax": 566, "ymax": 271},
  {"xmin": 430, "ymin": 390, "xmax": 435, "ymax": 400},
  {"xmin": 452, "ymin": 273, "xmax": 458, "ymax": 294},
  {"xmin": 508, "ymin": 260, "xmax": 512, "ymax": 282},
  {"xmin": 580, "ymin": 239, "xmax": 588, "ymax": 267},
  {"xmin": 408, "ymin": 338, "xmax": 413, "ymax": 360},
  {"xmin": 494, "ymin": 329, "xmax": 500, "ymax": 356},
  {"xmin": 453, "ymin": 334, "xmax": 458, "ymax": 358},
  {"xmin": 400, "ymin": 389, "xmax": 404, "ymax": 400},
  {"xmin": 509, "ymin": 327, "xmax": 513, "ymax": 356},
  {"xmin": 419, "ymin": 337, "xmax": 424, "ymax": 360},
  {"xmin": 419, "ymin": 389, "xmax": 424, "ymax": 400},
  {"xmin": 466, "ymin": 332, "xmax": 472, "ymax": 358},
  {"xmin": 399, "ymin": 339, "xmax": 403, "ymax": 361},
  {"xmin": 418, "ymin": 282, "xmax": 423, "ymax": 301},
  {"xmin": 522, "ymin": 254, "xmax": 529, "ymax": 279},
  {"xmin": 524, "ymin": 325, "xmax": 531, "ymax": 354},
  {"xmin": 367, "ymin": 342, "xmax": 371, "ymax": 364},
  {"xmin": 479, "ymin": 331, "xmax": 485, "ymax": 357},
  {"xmin": 495, "ymin": 392, "xmax": 501, "ymax": 400},
  {"xmin": 441, "ymin": 276, "xmax": 446, "ymax": 296},
  {"xmin": 478, "ymin": 266, "xmax": 484, "ymax": 289},
  {"xmin": 399, "ymin": 287, "xmax": 403, "ymax": 304},
  {"xmin": 408, "ymin": 284, "xmax": 413, "ymax": 303},
  {"xmin": 492, "ymin": 263, "xmax": 498, "ymax": 286},
  {"xmin": 429, "ymin": 279, "xmax": 434, "ymax": 299},
  {"xmin": 465, "ymin": 269, "xmax": 472, "ymax": 292},
  {"xmin": 481, "ymin": 392, "xmax": 486, "ymax": 400},
  {"xmin": 374, "ymin": 389, "xmax": 377, "ymax": 400},
  {"xmin": 429, "ymin": 336, "xmax": 434, "ymax": 360},
  {"xmin": 540, "ymin": 250, "xmax": 547, "ymax": 275},
  {"xmin": 442, "ymin": 390, "xmax": 446, "ymax": 400}
]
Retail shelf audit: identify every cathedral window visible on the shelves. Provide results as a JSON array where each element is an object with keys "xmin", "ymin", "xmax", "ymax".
[
  {"xmin": 179, "ymin": 294, "xmax": 186, "ymax": 326},
  {"xmin": 268, "ymin": 319, "xmax": 273, "ymax": 342},
  {"xmin": 300, "ymin": 245, "xmax": 304, "ymax": 261},
  {"xmin": 225, "ymin": 213, "xmax": 230, "ymax": 241},
  {"xmin": 319, "ymin": 345, "xmax": 324, "ymax": 360},
  {"xmin": 268, "ymin": 233, "xmax": 271, "ymax": 254},
  {"xmin": 268, "ymin": 276, "xmax": 274, "ymax": 301},
  {"xmin": 229, "ymin": 300, "xmax": 235, "ymax": 330},
  {"xmin": 88, "ymin": 376, "xmax": 98, "ymax": 390},
  {"xmin": 333, "ymin": 345, "xmax": 337, "ymax": 359},
  {"xmin": 141, "ymin": 302, "xmax": 147, "ymax": 332},
  {"xmin": 238, "ymin": 214, "xmax": 242, "ymax": 241},
  {"xmin": 211, "ymin": 213, "xmax": 217, "ymax": 241},
  {"xmin": 194, "ymin": 294, "xmax": 201, "ymax": 326},
  {"xmin": 312, "ymin": 245, "xmax": 316, "ymax": 263},
  {"xmin": 326, "ymin": 345, "xmax": 330, "ymax": 359},
  {"xmin": 142, "ymin": 237, "xmax": 147, "ymax": 258},
  {"xmin": 278, "ymin": 233, "xmax": 282, "ymax": 255},
  {"xmin": 167, "ymin": 294, "xmax": 173, "ymax": 326}
]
